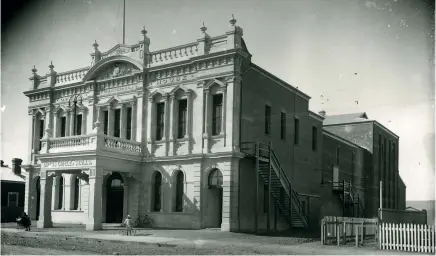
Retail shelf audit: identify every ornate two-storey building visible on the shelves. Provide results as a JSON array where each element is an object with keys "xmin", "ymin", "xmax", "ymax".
[{"xmin": 22, "ymin": 16, "xmax": 404, "ymax": 233}]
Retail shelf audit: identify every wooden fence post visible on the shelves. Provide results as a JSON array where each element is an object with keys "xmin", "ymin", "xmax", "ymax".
[{"xmin": 355, "ymin": 223, "xmax": 358, "ymax": 247}]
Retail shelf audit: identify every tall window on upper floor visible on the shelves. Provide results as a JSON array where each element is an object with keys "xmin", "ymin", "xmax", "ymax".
[
  {"xmin": 156, "ymin": 102, "xmax": 165, "ymax": 141},
  {"xmin": 103, "ymin": 111, "xmax": 109, "ymax": 135},
  {"xmin": 352, "ymin": 151, "xmax": 356, "ymax": 184},
  {"xmin": 336, "ymin": 146, "xmax": 340, "ymax": 166},
  {"xmin": 75, "ymin": 114, "xmax": 83, "ymax": 135},
  {"xmin": 265, "ymin": 105, "xmax": 271, "ymax": 135},
  {"xmin": 280, "ymin": 112, "xmax": 286, "ymax": 140},
  {"xmin": 113, "ymin": 109, "xmax": 121, "ymax": 138},
  {"xmin": 126, "ymin": 107, "xmax": 132, "ymax": 140},
  {"xmin": 178, "ymin": 99, "xmax": 188, "ymax": 139},
  {"xmin": 212, "ymin": 94, "xmax": 223, "ymax": 136},
  {"xmin": 60, "ymin": 116, "xmax": 67, "ymax": 137},
  {"xmin": 39, "ymin": 119, "xmax": 45, "ymax": 150},
  {"xmin": 294, "ymin": 118, "xmax": 300, "ymax": 145},
  {"xmin": 312, "ymin": 126, "xmax": 318, "ymax": 151}
]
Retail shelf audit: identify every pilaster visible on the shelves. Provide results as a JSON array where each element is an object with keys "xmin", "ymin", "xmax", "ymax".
[
  {"xmin": 85, "ymin": 167, "xmax": 103, "ymax": 231},
  {"xmin": 225, "ymin": 76, "xmax": 242, "ymax": 151},
  {"xmin": 202, "ymin": 88, "xmax": 211, "ymax": 153},
  {"xmin": 163, "ymin": 94, "xmax": 170, "ymax": 156},
  {"xmin": 168, "ymin": 94, "xmax": 176, "ymax": 156},
  {"xmin": 107, "ymin": 105, "xmax": 113, "ymax": 136},
  {"xmin": 37, "ymin": 170, "xmax": 53, "ymax": 228},
  {"xmin": 146, "ymin": 97, "xmax": 154, "ymax": 154},
  {"xmin": 186, "ymin": 90, "xmax": 193, "ymax": 154},
  {"xmin": 120, "ymin": 103, "xmax": 126, "ymax": 139}
]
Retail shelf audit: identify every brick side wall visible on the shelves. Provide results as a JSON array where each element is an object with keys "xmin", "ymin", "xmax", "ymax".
[{"xmin": 239, "ymin": 67, "xmax": 323, "ymax": 228}]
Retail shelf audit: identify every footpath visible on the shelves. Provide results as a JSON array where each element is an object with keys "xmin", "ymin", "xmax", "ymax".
[{"xmin": 1, "ymin": 225, "xmax": 413, "ymax": 255}]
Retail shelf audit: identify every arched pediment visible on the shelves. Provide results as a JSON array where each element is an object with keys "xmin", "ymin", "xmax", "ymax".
[
  {"xmin": 82, "ymin": 56, "xmax": 144, "ymax": 82},
  {"xmin": 169, "ymin": 85, "xmax": 193, "ymax": 97},
  {"xmin": 53, "ymin": 105, "xmax": 69, "ymax": 114}
]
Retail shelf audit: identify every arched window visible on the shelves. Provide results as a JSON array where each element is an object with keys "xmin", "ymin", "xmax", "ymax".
[
  {"xmin": 153, "ymin": 172, "xmax": 162, "ymax": 212},
  {"xmin": 57, "ymin": 176, "xmax": 64, "ymax": 210},
  {"xmin": 175, "ymin": 171, "xmax": 184, "ymax": 212},
  {"xmin": 73, "ymin": 176, "xmax": 80, "ymax": 210},
  {"xmin": 208, "ymin": 168, "xmax": 223, "ymax": 188}
]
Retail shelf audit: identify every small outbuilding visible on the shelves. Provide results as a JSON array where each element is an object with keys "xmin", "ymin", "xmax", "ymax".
[{"xmin": 1, "ymin": 158, "xmax": 25, "ymax": 222}]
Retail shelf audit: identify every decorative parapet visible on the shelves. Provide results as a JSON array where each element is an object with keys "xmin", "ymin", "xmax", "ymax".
[
  {"xmin": 55, "ymin": 67, "xmax": 90, "ymax": 86},
  {"xmin": 147, "ymin": 42, "xmax": 199, "ymax": 67}
]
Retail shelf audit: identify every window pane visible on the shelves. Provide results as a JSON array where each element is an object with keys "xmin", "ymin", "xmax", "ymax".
[
  {"xmin": 76, "ymin": 114, "xmax": 82, "ymax": 135},
  {"xmin": 58, "ymin": 176, "xmax": 64, "ymax": 209},
  {"xmin": 265, "ymin": 106, "xmax": 271, "ymax": 135},
  {"xmin": 126, "ymin": 107, "xmax": 132, "ymax": 140},
  {"xmin": 114, "ymin": 109, "xmax": 121, "ymax": 138},
  {"xmin": 178, "ymin": 99, "xmax": 187, "ymax": 138},
  {"xmin": 294, "ymin": 118, "xmax": 299, "ymax": 145},
  {"xmin": 39, "ymin": 119, "xmax": 44, "ymax": 150},
  {"xmin": 212, "ymin": 94, "xmax": 223, "ymax": 135},
  {"xmin": 156, "ymin": 103, "xmax": 165, "ymax": 140},
  {"xmin": 73, "ymin": 177, "xmax": 79, "ymax": 210},
  {"xmin": 280, "ymin": 112, "xmax": 286, "ymax": 139},
  {"xmin": 312, "ymin": 126, "xmax": 317, "ymax": 151},
  {"xmin": 103, "ymin": 111, "xmax": 109, "ymax": 135},
  {"xmin": 60, "ymin": 116, "xmax": 66, "ymax": 137},
  {"xmin": 8, "ymin": 193, "xmax": 18, "ymax": 207}
]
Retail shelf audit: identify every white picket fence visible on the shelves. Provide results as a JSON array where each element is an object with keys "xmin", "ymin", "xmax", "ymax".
[{"xmin": 379, "ymin": 223, "xmax": 436, "ymax": 253}]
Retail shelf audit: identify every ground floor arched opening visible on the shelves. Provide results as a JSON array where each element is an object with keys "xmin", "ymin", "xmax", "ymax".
[
  {"xmin": 105, "ymin": 172, "xmax": 124, "ymax": 223},
  {"xmin": 206, "ymin": 168, "xmax": 223, "ymax": 228}
]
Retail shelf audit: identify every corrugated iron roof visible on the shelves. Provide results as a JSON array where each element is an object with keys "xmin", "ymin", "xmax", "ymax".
[
  {"xmin": 1, "ymin": 166, "xmax": 25, "ymax": 183},
  {"xmin": 323, "ymin": 112, "xmax": 370, "ymax": 125}
]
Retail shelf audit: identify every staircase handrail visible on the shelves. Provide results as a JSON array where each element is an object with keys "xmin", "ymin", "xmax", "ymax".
[{"xmin": 269, "ymin": 147, "xmax": 308, "ymax": 222}]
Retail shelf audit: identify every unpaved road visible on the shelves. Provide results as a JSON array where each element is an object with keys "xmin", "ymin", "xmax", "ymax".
[{"xmin": 0, "ymin": 232, "xmax": 270, "ymax": 255}]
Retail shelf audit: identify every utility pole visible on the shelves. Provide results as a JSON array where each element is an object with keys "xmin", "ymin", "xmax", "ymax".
[{"xmin": 122, "ymin": 0, "xmax": 126, "ymax": 44}]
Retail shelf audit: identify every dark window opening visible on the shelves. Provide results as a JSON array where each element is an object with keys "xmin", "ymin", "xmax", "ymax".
[
  {"xmin": 265, "ymin": 105, "xmax": 271, "ymax": 135},
  {"xmin": 126, "ymin": 107, "xmax": 132, "ymax": 140},
  {"xmin": 280, "ymin": 112, "xmax": 286, "ymax": 140},
  {"xmin": 175, "ymin": 171, "xmax": 184, "ymax": 212},
  {"xmin": 212, "ymin": 94, "xmax": 223, "ymax": 136},
  {"xmin": 103, "ymin": 111, "xmax": 109, "ymax": 135},
  {"xmin": 153, "ymin": 172, "xmax": 162, "ymax": 211},
  {"xmin": 156, "ymin": 103, "xmax": 165, "ymax": 141},
  {"xmin": 39, "ymin": 119, "xmax": 44, "ymax": 150},
  {"xmin": 312, "ymin": 126, "xmax": 318, "ymax": 151},
  {"xmin": 76, "ymin": 114, "xmax": 82, "ymax": 135},
  {"xmin": 73, "ymin": 176, "xmax": 79, "ymax": 210},
  {"xmin": 57, "ymin": 176, "xmax": 64, "ymax": 210},
  {"xmin": 178, "ymin": 99, "xmax": 187, "ymax": 139},
  {"xmin": 113, "ymin": 109, "xmax": 121, "ymax": 138},
  {"xmin": 60, "ymin": 116, "xmax": 66, "ymax": 137},
  {"xmin": 294, "ymin": 118, "xmax": 299, "ymax": 145}
]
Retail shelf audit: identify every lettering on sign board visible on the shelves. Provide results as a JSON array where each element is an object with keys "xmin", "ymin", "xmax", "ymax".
[
  {"xmin": 99, "ymin": 85, "xmax": 135, "ymax": 95},
  {"xmin": 156, "ymin": 75, "xmax": 188, "ymax": 86},
  {"xmin": 43, "ymin": 160, "xmax": 93, "ymax": 169}
]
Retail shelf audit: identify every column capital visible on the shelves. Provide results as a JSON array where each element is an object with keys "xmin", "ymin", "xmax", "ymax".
[
  {"xmin": 204, "ymin": 88, "xmax": 210, "ymax": 94},
  {"xmin": 148, "ymin": 97, "xmax": 154, "ymax": 103},
  {"xmin": 163, "ymin": 93, "xmax": 170, "ymax": 101}
]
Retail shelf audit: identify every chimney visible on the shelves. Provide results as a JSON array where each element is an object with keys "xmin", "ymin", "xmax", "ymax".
[
  {"xmin": 319, "ymin": 110, "xmax": 326, "ymax": 117},
  {"xmin": 0, "ymin": 160, "xmax": 4, "ymax": 167},
  {"xmin": 11, "ymin": 158, "xmax": 23, "ymax": 175}
]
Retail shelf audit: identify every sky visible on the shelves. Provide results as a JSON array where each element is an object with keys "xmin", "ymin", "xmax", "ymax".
[{"xmin": 1, "ymin": 0, "xmax": 434, "ymax": 201}]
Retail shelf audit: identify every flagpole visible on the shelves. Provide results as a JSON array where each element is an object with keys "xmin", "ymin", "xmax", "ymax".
[{"xmin": 122, "ymin": 0, "xmax": 126, "ymax": 44}]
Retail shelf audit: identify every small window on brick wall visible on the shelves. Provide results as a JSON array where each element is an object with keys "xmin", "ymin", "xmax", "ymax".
[
  {"xmin": 265, "ymin": 105, "xmax": 271, "ymax": 135},
  {"xmin": 280, "ymin": 112, "xmax": 286, "ymax": 140}
]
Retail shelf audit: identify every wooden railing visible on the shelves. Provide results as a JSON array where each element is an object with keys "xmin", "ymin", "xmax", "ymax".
[{"xmin": 380, "ymin": 223, "xmax": 435, "ymax": 253}]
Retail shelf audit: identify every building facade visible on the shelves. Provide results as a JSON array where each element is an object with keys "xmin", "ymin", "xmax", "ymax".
[
  {"xmin": 1, "ymin": 159, "xmax": 25, "ymax": 222},
  {"xmin": 22, "ymin": 17, "xmax": 405, "ymax": 232}
]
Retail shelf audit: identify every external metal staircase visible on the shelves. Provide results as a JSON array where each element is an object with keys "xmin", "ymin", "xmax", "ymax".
[
  {"xmin": 332, "ymin": 180, "xmax": 364, "ymax": 217},
  {"xmin": 241, "ymin": 141, "xmax": 308, "ymax": 229}
]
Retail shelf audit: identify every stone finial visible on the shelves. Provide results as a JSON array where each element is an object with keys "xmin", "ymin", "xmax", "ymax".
[
  {"xmin": 229, "ymin": 14, "xmax": 237, "ymax": 26},
  {"xmin": 31, "ymin": 65, "xmax": 37, "ymax": 74},
  {"xmin": 200, "ymin": 22, "xmax": 207, "ymax": 33},
  {"xmin": 93, "ymin": 40, "xmax": 99, "ymax": 49},
  {"xmin": 319, "ymin": 110, "xmax": 326, "ymax": 117},
  {"xmin": 141, "ymin": 26, "xmax": 147, "ymax": 35},
  {"xmin": 49, "ymin": 61, "xmax": 54, "ymax": 70}
]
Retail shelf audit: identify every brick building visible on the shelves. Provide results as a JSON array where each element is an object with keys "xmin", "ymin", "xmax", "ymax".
[{"xmin": 22, "ymin": 17, "xmax": 404, "ymax": 232}]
